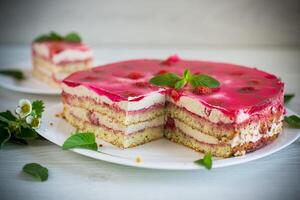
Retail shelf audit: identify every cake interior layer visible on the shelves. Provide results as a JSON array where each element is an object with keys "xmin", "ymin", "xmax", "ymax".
[
  {"xmin": 167, "ymin": 103, "xmax": 283, "ymax": 139},
  {"xmin": 165, "ymin": 126, "xmax": 279, "ymax": 158},
  {"xmin": 64, "ymin": 103, "xmax": 165, "ymax": 135},
  {"xmin": 63, "ymin": 105, "xmax": 163, "ymax": 148},
  {"xmin": 62, "ymin": 91, "xmax": 166, "ymax": 125},
  {"xmin": 33, "ymin": 56, "xmax": 92, "ymax": 73}
]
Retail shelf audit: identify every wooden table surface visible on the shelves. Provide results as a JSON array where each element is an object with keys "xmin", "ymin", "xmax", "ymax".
[{"xmin": 0, "ymin": 46, "xmax": 300, "ymax": 200}]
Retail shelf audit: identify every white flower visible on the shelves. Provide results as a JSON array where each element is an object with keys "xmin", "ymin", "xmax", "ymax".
[
  {"xmin": 16, "ymin": 99, "xmax": 32, "ymax": 118},
  {"xmin": 26, "ymin": 115, "xmax": 41, "ymax": 129},
  {"xmin": 25, "ymin": 115, "xmax": 33, "ymax": 124}
]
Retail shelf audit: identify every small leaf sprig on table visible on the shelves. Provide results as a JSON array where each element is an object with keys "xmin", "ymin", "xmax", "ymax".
[
  {"xmin": 0, "ymin": 69, "xmax": 25, "ymax": 80},
  {"xmin": 0, "ymin": 99, "xmax": 44, "ymax": 147}
]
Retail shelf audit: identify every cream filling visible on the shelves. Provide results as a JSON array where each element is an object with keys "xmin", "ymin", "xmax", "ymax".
[
  {"xmin": 52, "ymin": 49, "xmax": 93, "ymax": 64},
  {"xmin": 32, "ymin": 43, "xmax": 49, "ymax": 58},
  {"xmin": 62, "ymin": 84, "xmax": 166, "ymax": 112},
  {"xmin": 174, "ymin": 119, "xmax": 219, "ymax": 144},
  {"xmin": 230, "ymin": 119, "xmax": 282, "ymax": 147},
  {"xmin": 67, "ymin": 104, "xmax": 165, "ymax": 135}
]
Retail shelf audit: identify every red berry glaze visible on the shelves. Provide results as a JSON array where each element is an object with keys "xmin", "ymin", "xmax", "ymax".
[
  {"xmin": 127, "ymin": 72, "xmax": 143, "ymax": 80},
  {"xmin": 194, "ymin": 86, "xmax": 212, "ymax": 95}
]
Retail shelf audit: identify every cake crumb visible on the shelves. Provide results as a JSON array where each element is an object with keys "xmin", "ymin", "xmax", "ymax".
[
  {"xmin": 50, "ymin": 122, "xmax": 53, "ymax": 126},
  {"xmin": 234, "ymin": 150, "xmax": 246, "ymax": 157},
  {"xmin": 99, "ymin": 144, "xmax": 103, "ymax": 147},
  {"xmin": 135, "ymin": 156, "xmax": 142, "ymax": 163}
]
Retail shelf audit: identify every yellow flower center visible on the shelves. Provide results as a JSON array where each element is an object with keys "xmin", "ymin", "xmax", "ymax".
[
  {"xmin": 31, "ymin": 118, "xmax": 39, "ymax": 128},
  {"xmin": 21, "ymin": 104, "xmax": 30, "ymax": 113}
]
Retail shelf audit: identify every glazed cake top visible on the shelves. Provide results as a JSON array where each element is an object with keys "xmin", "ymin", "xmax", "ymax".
[{"xmin": 63, "ymin": 57, "xmax": 284, "ymax": 116}]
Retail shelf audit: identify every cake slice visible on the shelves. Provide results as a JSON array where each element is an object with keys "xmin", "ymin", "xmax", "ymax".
[
  {"xmin": 61, "ymin": 57, "xmax": 284, "ymax": 157},
  {"xmin": 32, "ymin": 32, "xmax": 93, "ymax": 87}
]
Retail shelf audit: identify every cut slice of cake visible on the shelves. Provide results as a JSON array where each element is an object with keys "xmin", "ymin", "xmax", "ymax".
[
  {"xmin": 32, "ymin": 32, "xmax": 93, "ymax": 87},
  {"xmin": 61, "ymin": 57, "xmax": 284, "ymax": 157}
]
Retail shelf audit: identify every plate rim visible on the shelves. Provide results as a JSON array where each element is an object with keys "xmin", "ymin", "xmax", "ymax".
[
  {"xmin": 0, "ymin": 67, "xmax": 61, "ymax": 95},
  {"xmin": 38, "ymin": 103, "xmax": 300, "ymax": 170}
]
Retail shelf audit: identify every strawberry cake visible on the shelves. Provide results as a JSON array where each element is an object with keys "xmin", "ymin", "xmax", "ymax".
[
  {"xmin": 61, "ymin": 56, "xmax": 284, "ymax": 157},
  {"xmin": 32, "ymin": 33, "xmax": 93, "ymax": 87}
]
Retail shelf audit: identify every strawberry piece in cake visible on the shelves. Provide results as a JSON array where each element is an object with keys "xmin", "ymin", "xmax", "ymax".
[
  {"xmin": 61, "ymin": 58, "xmax": 284, "ymax": 157},
  {"xmin": 32, "ymin": 32, "xmax": 93, "ymax": 87}
]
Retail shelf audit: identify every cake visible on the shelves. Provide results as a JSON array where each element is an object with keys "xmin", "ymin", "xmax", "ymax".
[
  {"xmin": 61, "ymin": 56, "xmax": 284, "ymax": 157},
  {"xmin": 32, "ymin": 32, "xmax": 93, "ymax": 87}
]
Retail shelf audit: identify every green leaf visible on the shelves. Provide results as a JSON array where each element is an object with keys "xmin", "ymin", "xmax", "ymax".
[
  {"xmin": 284, "ymin": 94, "xmax": 295, "ymax": 104},
  {"xmin": 284, "ymin": 115, "xmax": 300, "ymax": 128},
  {"xmin": 0, "ymin": 69, "xmax": 25, "ymax": 80},
  {"xmin": 150, "ymin": 73, "xmax": 181, "ymax": 87},
  {"xmin": 32, "ymin": 100, "xmax": 44, "ymax": 118},
  {"xmin": 22, "ymin": 163, "xmax": 48, "ymax": 182},
  {"xmin": 190, "ymin": 74, "xmax": 220, "ymax": 88},
  {"xmin": 174, "ymin": 79, "xmax": 187, "ymax": 89},
  {"xmin": 194, "ymin": 153, "xmax": 213, "ymax": 170},
  {"xmin": 64, "ymin": 32, "xmax": 81, "ymax": 43},
  {"xmin": 62, "ymin": 132, "xmax": 98, "ymax": 151},
  {"xmin": 33, "ymin": 34, "xmax": 50, "ymax": 42},
  {"xmin": 0, "ymin": 127, "xmax": 11, "ymax": 148},
  {"xmin": 49, "ymin": 31, "xmax": 63, "ymax": 40},
  {"xmin": 16, "ymin": 127, "xmax": 38, "ymax": 140},
  {"xmin": 183, "ymin": 69, "xmax": 191, "ymax": 80}
]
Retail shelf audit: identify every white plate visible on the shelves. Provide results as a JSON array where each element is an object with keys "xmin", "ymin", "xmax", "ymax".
[
  {"xmin": 0, "ymin": 68, "xmax": 61, "ymax": 95},
  {"xmin": 39, "ymin": 103, "xmax": 300, "ymax": 170}
]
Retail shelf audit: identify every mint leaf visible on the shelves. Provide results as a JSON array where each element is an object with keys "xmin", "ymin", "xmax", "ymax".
[
  {"xmin": 284, "ymin": 115, "xmax": 300, "ymax": 128},
  {"xmin": 194, "ymin": 153, "xmax": 213, "ymax": 170},
  {"xmin": 49, "ymin": 32, "xmax": 63, "ymax": 40},
  {"xmin": 34, "ymin": 32, "xmax": 82, "ymax": 43},
  {"xmin": 64, "ymin": 32, "xmax": 81, "ymax": 43},
  {"xmin": 62, "ymin": 132, "xmax": 98, "ymax": 151},
  {"xmin": 22, "ymin": 163, "xmax": 48, "ymax": 182},
  {"xmin": 0, "ymin": 127, "xmax": 11, "ymax": 148},
  {"xmin": 183, "ymin": 69, "xmax": 191, "ymax": 80},
  {"xmin": 174, "ymin": 79, "xmax": 187, "ymax": 89},
  {"xmin": 150, "ymin": 73, "xmax": 181, "ymax": 87},
  {"xmin": 32, "ymin": 100, "xmax": 44, "ymax": 118},
  {"xmin": 0, "ymin": 69, "xmax": 25, "ymax": 80},
  {"xmin": 190, "ymin": 74, "xmax": 220, "ymax": 88},
  {"xmin": 284, "ymin": 94, "xmax": 295, "ymax": 104}
]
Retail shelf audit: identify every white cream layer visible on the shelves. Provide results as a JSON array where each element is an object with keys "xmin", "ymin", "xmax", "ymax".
[
  {"xmin": 33, "ymin": 43, "xmax": 93, "ymax": 64},
  {"xmin": 67, "ymin": 104, "xmax": 165, "ymax": 135},
  {"xmin": 230, "ymin": 118, "xmax": 282, "ymax": 147},
  {"xmin": 62, "ymin": 84, "xmax": 166, "ymax": 112},
  {"xmin": 174, "ymin": 119, "xmax": 219, "ymax": 144}
]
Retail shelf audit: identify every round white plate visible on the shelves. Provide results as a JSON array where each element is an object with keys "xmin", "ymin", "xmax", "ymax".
[
  {"xmin": 39, "ymin": 103, "xmax": 300, "ymax": 170},
  {"xmin": 0, "ymin": 68, "xmax": 61, "ymax": 95}
]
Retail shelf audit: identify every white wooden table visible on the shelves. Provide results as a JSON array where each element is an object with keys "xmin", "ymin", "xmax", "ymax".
[{"xmin": 0, "ymin": 46, "xmax": 300, "ymax": 200}]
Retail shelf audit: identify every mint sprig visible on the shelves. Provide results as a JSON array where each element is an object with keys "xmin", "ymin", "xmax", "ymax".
[
  {"xmin": 22, "ymin": 163, "xmax": 48, "ymax": 182},
  {"xmin": 0, "ymin": 69, "xmax": 25, "ymax": 80},
  {"xmin": 62, "ymin": 132, "xmax": 98, "ymax": 151},
  {"xmin": 194, "ymin": 153, "xmax": 213, "ymax": 170},
  {"xmin": 284, "ymin": 94, "xmax": 295, "ymax": 104},
  {"xmin": 150, "ymin": 69, "xmax": 220, "ymax": 89},
  {"xmin": 0, "ymin": 99, "xmax": 44, "ymax": 148},
  {"xmin": 34, "ymin": 31, "xmax": 82, "ymax": 43},
  {"xmin": 284, "ymin": 115, "xmax": 300, "ymax": 128}
]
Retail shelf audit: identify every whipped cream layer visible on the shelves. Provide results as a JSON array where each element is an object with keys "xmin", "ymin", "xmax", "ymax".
[
  {"xmin": 62, "ymin": 84, "xmax": 166, "ymax": 112},
  {"xmin": 32, "ymin": 41, "xmax": 92, "ymax": 64},
  {"xmin": 63, "ymin": 59, "xmax": 284, "ymax": 124}
]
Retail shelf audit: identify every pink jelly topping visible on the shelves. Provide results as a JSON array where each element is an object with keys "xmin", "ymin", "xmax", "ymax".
[{"xmin": 63, "ymin": 58, "xmax": 284, "ymax": 118}]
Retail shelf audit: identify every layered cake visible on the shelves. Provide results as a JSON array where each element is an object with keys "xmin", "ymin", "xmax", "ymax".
[
  {"xmin": 32, "ymin": 32, "xmax": 93, "ymax": 87},
  {"xmin": 61, "ymin": 57, "xmax": 284, "ymax": 157}
]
